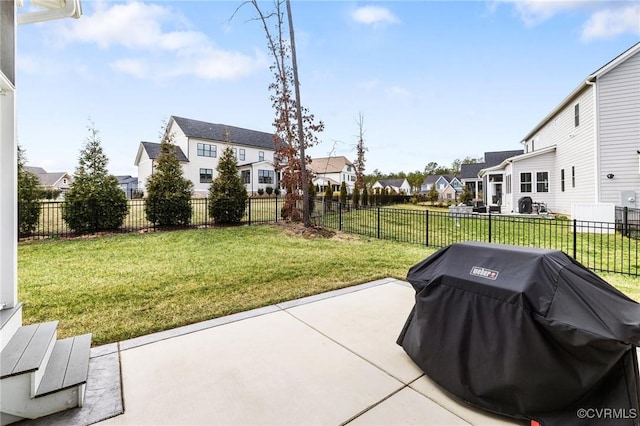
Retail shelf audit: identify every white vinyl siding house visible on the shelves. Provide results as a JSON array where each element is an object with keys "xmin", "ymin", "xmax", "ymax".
[
  {"xmin": 597, "ymin": 49, "xmax": 640, "ymax": 207},
  {"xmin": 523, "ymin": 87, "xmax": 596, "ymax": 215},
  {"xmin": 309, "ymin": 157, "xmax": 356, "ymax": 193},
  {"xmin": 481, "ymin": 42, "xmax": 640, "ymax": 216},
  {"xmin": 135, "ymin": 116, "xmax": 277, "ymax": 196}
]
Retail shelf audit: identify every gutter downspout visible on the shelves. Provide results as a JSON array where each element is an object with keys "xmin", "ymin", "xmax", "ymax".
[
  {"xmin": 18, "ymin": 0, "xmax": 81, "ymax": 25},
  {"xmin": 585, "ymin": 77, "xmax": 599, "ymax": 203}
]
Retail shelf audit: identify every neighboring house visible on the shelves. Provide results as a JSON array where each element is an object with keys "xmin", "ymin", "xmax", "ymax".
[
  {"xmin": 135, "ymin": 116, "xmax": 277, "ymax": 196},
  {"xmin": 372, "ymin": 178, "xmax": 412, "ymax": 195},
  {"xmin": 421, "ymin": 174, "xmax": 462, "ymax": 201},
  {"xmin": 24, "ymin": 166, "xmax": 72, "ymax": 198},
  {"xmin": 309, "ymin": 156, "xmax": 356, "ymax": 194},
  {"xmin": 480, "ymin": 42, "xmax": 640, "ymax": 215},
  {"xmin": 460, "ymin": 150, "xmax": 524, "ymax": 201},
  {"xmin": 116, "ymin": 175, "xmax": 139, "ymax": 198}
]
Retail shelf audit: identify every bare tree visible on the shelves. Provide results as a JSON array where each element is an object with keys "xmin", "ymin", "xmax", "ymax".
[
  {"xmin": 354, "ymin": 112, "xmax": 367, "ymax": 190},
  {"xmin": 245, "ymin": 0, "xmax": 324, "ymax": 226}
]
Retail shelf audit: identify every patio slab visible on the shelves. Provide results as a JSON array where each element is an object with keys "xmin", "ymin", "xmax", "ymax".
[
  {"xmin": 287, "ymin": 280, "xmax": 424, "ymax": 384},
  {"xmin": 85, "ymin": 278, "xmax": 523, "ymax": 426},
  {"xmin": 347, "ymin": 387, "xmax": 471, "ymax": 426},
  {"xmin": 99, "ymin": 310, "xmax": 404, "ymax": 425}
]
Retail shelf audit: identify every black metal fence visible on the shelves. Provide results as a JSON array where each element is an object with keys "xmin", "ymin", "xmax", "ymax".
[
  {"xmin": 314, "ymin": 201, "xmax": 639, "ymax": 276},
  {"xmin": 20, "ymin": 198, "xmax": 640, "ymax": 276},
  {"xmin": 616, "ymin": 206, "xmax": 640, "ymax": 238},
  {"xmin": 21, "ymin": 197, "xmax": 282, "ymax": 240}
]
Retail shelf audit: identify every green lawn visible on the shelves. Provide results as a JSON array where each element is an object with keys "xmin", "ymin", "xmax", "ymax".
[
  {"xmin": 18, "ymin": 224, "xmax": 640, "ymax": 346},
  {"xmin": 18, "ymin": 225, "xmax": 430, "ymax": 345},
  {"xmin": 316, "ymin": 205, "xmax": 639, "ymax": 275}
]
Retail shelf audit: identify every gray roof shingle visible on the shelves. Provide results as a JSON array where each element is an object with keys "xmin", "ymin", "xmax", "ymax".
[
  {"xmin": 172, "ymin": 116, "xmax": 276, "ymax": 151},
  {"xmin": 141, "ymin": 142, "xmax": 189, "ymax": 162},
  {"xmin": 484, "ymin": 150, "xmax": 524, "ymax": 167}
]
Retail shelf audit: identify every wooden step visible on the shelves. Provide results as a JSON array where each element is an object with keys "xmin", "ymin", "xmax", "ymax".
[
  {"xmin": 0, "ymin": 321, "xmax": 58, "ymax": 379},
  {"xmin": 0, "ymin": 303, "xmax": 23, "ymax": 352},
  {"xmin": 36, "ymin": 334, "xmax": 92, "ymax": 397}
]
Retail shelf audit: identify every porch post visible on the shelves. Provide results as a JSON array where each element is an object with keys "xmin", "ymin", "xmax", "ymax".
[{"xmin": 0, "ymin": 1, "xmax": 17, "ymax": 311}]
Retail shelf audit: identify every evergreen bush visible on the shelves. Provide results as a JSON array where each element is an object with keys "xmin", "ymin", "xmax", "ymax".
[
  {"xmin": 17, "ymin": 145, "xmax": 41, "ymax": 237},
  {"xmin": 62, "ymin": 123, "xmax": 128, "ymax": 233},
  {"xmin": 352, "ymin": 186, "xmax": 360, "ymax": 209},
  {"xmin": 339, "ymin": 181, "xmax": 347, "ymax": 206},
  {"xmin": 145, "ymin": 128, "xmax": 193, "ymax": 227},
  {"xmin": 209, "ymin": 146, "xmax": 248, "ymax": 224}
]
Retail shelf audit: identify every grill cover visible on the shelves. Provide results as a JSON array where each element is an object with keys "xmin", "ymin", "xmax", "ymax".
[{"xmin": 397, "ymin": 242, "xmax": 640, "ymax": 425}]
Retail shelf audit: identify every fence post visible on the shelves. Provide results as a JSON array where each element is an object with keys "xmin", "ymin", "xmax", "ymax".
[
  {"xmin": 573, "ymin": 219, "xmax": 577, "ymax": 259},
  {"xmin": 275, "ymin": 196, "xmax": 278, "ymax": 223},
  {"xmin": 377, "ymin": 207, "xmax": 381, "ymax": 239},
  {"xmin": 623, "ymin": 206, "xmax": 629, "ymax": 237},
  {"xmin": 488, "ymin": 210, "xmax": 492, "ymax": 243},
  {"xmin": 339, "ymin": 202, "xmax": 343, "ymax": 231},
  {"xmin": 248, "ymin": 198, "xmax": 252, "ymax": 225},
  {"xmin": 425, "ymin": 209, "xmax": 429, "ymax": 247}
]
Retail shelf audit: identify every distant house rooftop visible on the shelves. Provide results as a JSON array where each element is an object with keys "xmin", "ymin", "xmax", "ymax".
[{"xmin": 171, "ymin": 116, "xmax": 276, "ymax": 151}]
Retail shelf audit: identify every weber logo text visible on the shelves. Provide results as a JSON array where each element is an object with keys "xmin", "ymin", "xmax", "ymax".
[{"xmin": 470, "ymin": 266, "xmax": 499, "ymax": 280}]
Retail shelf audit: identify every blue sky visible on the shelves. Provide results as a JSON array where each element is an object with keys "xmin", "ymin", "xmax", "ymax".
[{"xmin": 16, "ymin": 0, "xmax": 640, "ymax": 177}]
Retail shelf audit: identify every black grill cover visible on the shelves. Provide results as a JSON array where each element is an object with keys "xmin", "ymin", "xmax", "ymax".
[{"xmin": 397, "ymin": 242, "xmax": 640, "ymax": 425}]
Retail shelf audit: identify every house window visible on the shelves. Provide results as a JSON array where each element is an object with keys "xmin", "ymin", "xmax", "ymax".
[
  {"xmin": 574, "ymin": 104, "xmax": 579, "ymax": 127},
  {"xmin": 197, "ymin": 143, "xmax": 216, "ymax": 157},
  {"xmin": 232, "ymin": 148, "xmax": 237, "ymax": 158},
  {"xmin": 561, "ymin": 169, "xmax": 565, "ymax": 192},
  {"xmin": 258, "ymin": 169, "xmax": 274, "ymax": 184},
  {"xmin": 239, "ymin": 149, "xmax": 245, "ymax": 161},
  {"xmin": 347, "ymin": 166, "xmax": 352, "ymax": 172},
  {"xmin": 259, "ymin": 151, "xmax": 265, "ymax": 161},
  {"xmin": 572, "ymin": 166, "xmax": 576, "ymax": 188},
  {"xmin": 241, "ymin": 170, "xmax": 250, "ymax": 184},
  {"xmin": 520, "ymin": 173, "xmax": 532, "ymax": 193},
  {"xmin": 200, "ymin": 168, "xmax": 213, "ymax": 183},
  {"xmin": 536, "ymin": 172, "xmax": 549, "ymax": 192}
]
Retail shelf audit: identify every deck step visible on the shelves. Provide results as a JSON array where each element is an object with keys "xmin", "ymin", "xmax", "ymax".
[
  {"xmin": 0, "ymin": 303, "xmax": 23, "ymax": 352},
  {"xmin": 36, "ymin": 334, "xmax": 92, "ymax": 397},
  {"xmin": 0, "ymin": 321, "xmax": 58, "ymax": 379}
]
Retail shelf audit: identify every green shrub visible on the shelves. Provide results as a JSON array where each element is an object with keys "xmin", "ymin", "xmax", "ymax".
[
  {"xmin": 325, "ymin": 183, "xmax": 333, "ymax": 201},
  {"xmin": 17, "ymin": 145, "xmax": 41, "ymax": 237},
  {"xmin": 145, "ymin": 129, "xmax": 193, "ymax": 227},
  {"xmin": 308, "ymin": 181, "xmax": 316, "ymax": 215},
  {"xmin": 459, "ymin": 186, "xmax": 473, "ymax": 204},
  {"xmin": 209, "ymin": 146, "xmax": 248, "ymax": 225},
  {"xmin": 352, "ymin": 186, "xmax": 360, "ymax": 208},
  {"xmin": 257, "ymin": 188, "xmax": 264, "ymax": 196},
  {"xmin": 339, "ymin": 181, "xmax": 347, "ymax": 205},
  {"xmin": 62, "ymin": 123, "xmax": 128, "ymax": 233},
  {"xmin": 362, "ymin": 187, "xmax": 369, "ymax": 206},
  {"xmin": 265, "ymin": 186, "xmax": 274, "ymax": 196}
]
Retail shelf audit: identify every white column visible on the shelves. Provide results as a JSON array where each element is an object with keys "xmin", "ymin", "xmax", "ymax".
[{"xmin": 0, "ymin": 83, "xmax": 17, "ymax": 310}]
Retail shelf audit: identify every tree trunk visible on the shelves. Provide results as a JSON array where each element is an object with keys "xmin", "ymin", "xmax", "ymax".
[{"xmin": 285, "ymin": 0, "xmax": 310, "ymax": 227}]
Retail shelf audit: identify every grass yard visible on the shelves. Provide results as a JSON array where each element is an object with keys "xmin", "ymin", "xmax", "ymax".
[
  {"xmin": 18, "ymin": 224, "xmax": 430, "ymax": 345},
  {"xmin": 18, "ymin": 224, "xmax": 640, "ymax": 347},
  {"xmin": 317, "ymin": 206, "xmax": 639, "ymax": 275}
]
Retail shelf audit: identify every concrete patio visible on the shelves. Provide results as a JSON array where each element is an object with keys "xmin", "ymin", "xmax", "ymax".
[{"xmin": 31, "ymin": 278, "xmax": 526, "ymax": 425}]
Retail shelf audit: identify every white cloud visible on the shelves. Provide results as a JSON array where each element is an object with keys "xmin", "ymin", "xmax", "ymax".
[
  {"xmin": 111, "ymin": 59, "xmax": 149, "ymax": 79},
  {"xmin": 352, "ymin": 6, "xmax": 400, "ymax": 26},
  {"xmin": 497, "ymin": 0, "xmax": 588, "ymax": 26},
  {"xmin": 53, "ymin": 1, "xmax": 261, "ymax": 81},
  {"xmin": 494, "ymin": 0, "xmax": 640, "ymax": 40},
  {"xmin": 581, "ymin": 3, "xmax": 640, "ymax": 41}
]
